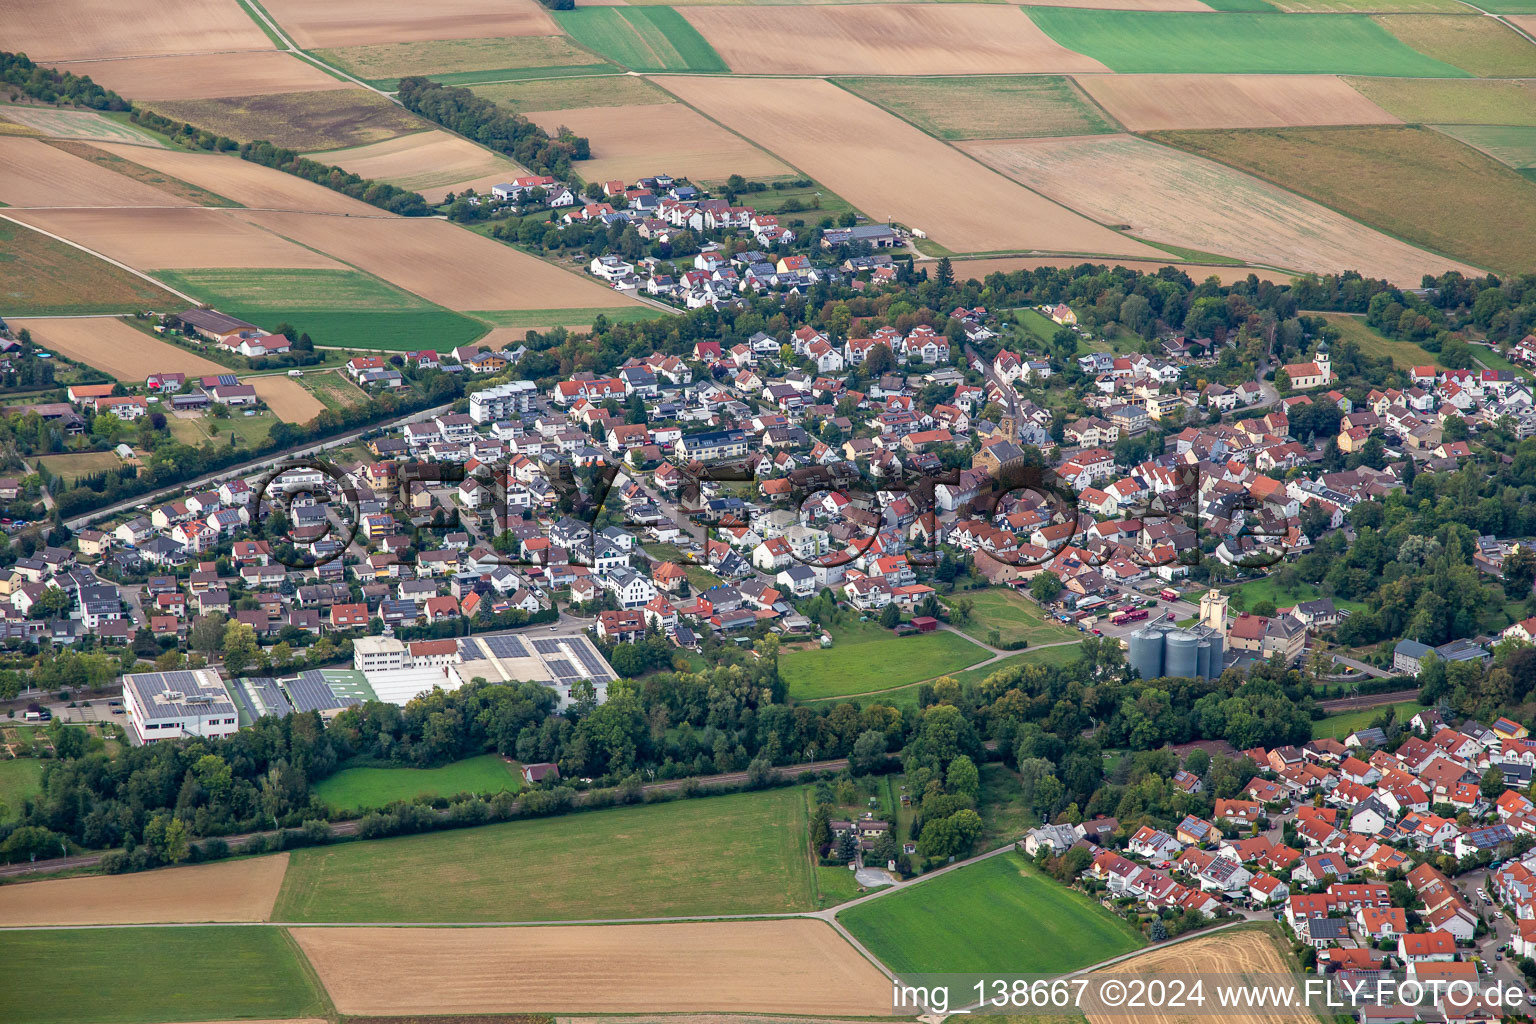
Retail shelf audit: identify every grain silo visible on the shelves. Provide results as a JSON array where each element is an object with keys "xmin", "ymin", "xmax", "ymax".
[
  {"xmin": 1128, "ymin": 625, "xmax": 1165, "ymax": 681},
  {"xmin": 1165, "ymin": 629, "xmax": 1199, "ymax": 680},
  {"xmin": 1195, "ymin": 636, "xmax": 1212, "ymax": 680}
]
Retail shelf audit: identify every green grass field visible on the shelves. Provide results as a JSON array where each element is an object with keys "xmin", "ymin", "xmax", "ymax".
[
  {"xmin": 274, "ymin": 787, "xmax": 814, "ymax": 922},
  {"xmin": 552, "ymin": 7, "xmax": 729, "ymax": 73},
  {"xmin": 0, "ymin": 927, "xmax": 331, "ymax": 1024},
  {"xmin": 976, "ymin": 762, "xmax": 1039, "ymax": 849},
  {"xmin": 780, "ymin": 622, "xmax": 988, "ymax": 700},
  {"xmin": 1346, "ymin": 78, "xmax": 1536, "ymax": 126},
  {"xmin": 0, "ymin": 758, "xmax": 43, "ymax": 820},
  {"xmin": 836, "ymin": 76, "xmax": 1120, "ymax": 141},
  {"xmin": 312, "ymin": 754, "xmax": 523, "ymax": 814},
  {"xmin": 840, "ymin": 852, "xmax": 1145, "ymax": 975},
  {"xmin": 1026, "ymin": 9, "xmax": 1469, "ymax": 76},
  {"xmin": 1314, "ymin": 700, "xmax": 1423, "ymax": 740},
  {"xmin": 947, "ymin": 587, "xmax": 1083, "ymax": 649},
  {"xmin": 36, "ymin": 450, "xmax": 126, "ymax": 485},
  {"xmin": 1434, "ymin": 124, "xmax": 1536, "ymax": 169},
  {"xmin": 1320, "ymin": 312, "xmax": 1446, "ymax": 370},
  {"xmin": 154, "ymin": 268, "xmax": 490, "ymax": 351},
  {"xmin": 1227, "ymin": 575, "xmax": 1367, "ymax": 614},
  {"xmin": 1470, "ymin": 0, "xmax": 1536, "ymax": 9},
  {"xmin": 474, "ymin": 74, "xmax": 673, "ymax": 114},
  {"xmin": 1154, "ymin": 125, "xmax": 1536, "ymax": 275},
  {"xmin": 1375, "ymin": 14, "xmax": 1536, "ymax": 77}
]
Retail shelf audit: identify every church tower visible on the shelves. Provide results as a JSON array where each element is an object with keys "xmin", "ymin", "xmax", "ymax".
[{"xmin": 1315, "ymin": 341, "xmax": 1331, "ymax": 383}]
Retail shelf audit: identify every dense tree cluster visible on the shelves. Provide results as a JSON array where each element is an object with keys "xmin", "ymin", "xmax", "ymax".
[
  {"xmin": 1, "ymin": 51, "xmax": 126, "ymax": 109},
  {"xmin": 397, "ymin": 77, "xmax": 585, "ymax": 179}
]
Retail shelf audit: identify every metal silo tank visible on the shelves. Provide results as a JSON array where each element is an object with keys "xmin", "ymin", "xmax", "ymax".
[
  {"xmin": 1209, "ymin": 634, "xmax": 1225, "ymax": 677},
  {"xmin": 1165, "ymin": 630, "xmax": 1199, "ymax": 679},
  {"xmin": 1128, "ymin": 626, "xmax": 1164, "ymax": 680},
  {"xmin": 1195, "ymin": 638, "xmax": 1212, "ymax": 680}
]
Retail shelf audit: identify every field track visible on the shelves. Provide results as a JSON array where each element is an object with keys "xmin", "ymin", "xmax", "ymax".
[
  {"xmin": 290, "ymin": 920, "xmax": 893, "ymax": 1015},
  {"xmin": 525, "ymin": 103, "xmax": 790, "ymax": 184},
  {"xmin": 0, "ymin": 0, "xmax": 273, "ymax": 61},
  {"xmin": 681, "ymin": 5, "xmax": 1110, "ymax": 76},
  {"xmin": 91, "ymin": 143, "xmax": 377, "ymax": 216},
  {"xmin": 55, "ymin": 53, "xmax": 350, "ymax": 102},
  {"xmin": 655, "ymin": 76, "xmax": 1162, "ymax": 258},
  {"xmin": 0, "ymin": 138, "xmax": 195, "ymax": 211},
  {"xmin": 1074, "ymin": 74, "xmax": 1400, "ymax": 131},
  {"xmin": 5, "ymin": 208, "xmax": 344, "ymax": 272},
  {"xmin": 0, "ymin": 855, "xmax": 289, "ymax": 926},
  {"xmin": 9, "ymin": 316, "xmax": 229, "ymax": 381},
  {"xmin": 258, "ymin": 0, "xmax": 560, "ymax": 47}
]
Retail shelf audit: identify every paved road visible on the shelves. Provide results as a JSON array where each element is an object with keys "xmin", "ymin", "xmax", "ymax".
[{"xmin": 1329, "ymin": 654, "xmax": 1393, "ymax": 680}]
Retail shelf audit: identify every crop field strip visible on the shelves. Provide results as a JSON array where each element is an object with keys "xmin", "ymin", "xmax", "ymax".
[
  {"xmin": 0, "ymin": 218, "xmax": 181, "ymax": 315},
  {"xmin": 1374, "ymin": 13, "xmax": 1536, "ymax": 76},
  {"xmin": 0, "ymin": 106, "xmax": 164, "ymax": 147},
  {"xmin": 1089, "ymin": 928, "xmax": 1311, "ymax": 1024},
  {"xmin": 53, "ymin": 51, "xmax": 352, "ymax": 101},
  {"xmin": 141, "ymin": 89, "xmax": 429, "ymax": 153},
  {"xmin": 317, "ymin": 130, "xmax": 528, "ymax": 203},
  {"xmin": 524, "ymin": 102, "xmax": 792, "ymax": 183},
  {"xmin": 0, "ymin": 856, "xmax": 290, "ymax": 926},
  {"xmin": 474, "ymin": 74, "xmax": 674, "ymax": 115},
  {"xmin": 0, "ymin": 137, "xmax": 195, "ymax": 211},
  {"xmin": 88, "ymin": 142, "xmax": 378, "ymax": 216},
  {"xmin": 9, "ymin": 316, "xmax": 231, "ymax": 381},
  {"xmin": 553, "ymin": 7, "xmax": 730, "ymax": 73},
  {"xmin": 311, "ymin": 36, "xmax": 613, "ymax": 90},
  {"xmin": 1073, "ymin": 74, "xmax": 1401, "ymax": 131},
  {"xmin": 1432, "ymin": 124, "xmax": 1536, "ymax": 168},
  {"xmin": 0, "ymin": 0, "xmax": 275, "ymax": 62},
  {"xmin": 836, "ymin": 75, "xmax": 1123, "ymax": 140},
  {"xmin": 1346, "ymin": 78, "xmax": 1536, "ymax": 125},
  {"xmin": 254, "ymin": 0, "xmax": 563, "ymax": 49}
]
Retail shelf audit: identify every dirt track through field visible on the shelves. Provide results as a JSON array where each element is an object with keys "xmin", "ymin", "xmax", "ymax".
[
  {"xmin": 0, "ymin": 854, "xmax": 289, "ymax": 925},
  {"xmin": 1074, "ymin": 74, "xmax": 1401, "ymax": 131},
  {"xmin": 0, "ymin": 0, "xmax": 273, "ymax": 61},
  {"xmin": 92, "ymin": 142, "xmax": 385, "ymax": 216},
  {"xmin": 962, "ymin": 133, "xmax": 1478, "ymax": 283},
  {"xmin": 10, "ymin": 316, "xmax": 231, "ymax": 380},
  {"xmin": 7, "ymin": 208, "xmax": 344, "ymax": 272},
  {"xmin": 258, "ymin": 0, "xmax": 560, "ymax": 47},
  {"xmin": 656, "ymin": 76, "xmax": 1160, "ymax": 258},
  {"xmin": 1092, "ymin": 930, "xmax": 1310, "ymax": 1024},
  {"xmin": 291, "ymin": 920, "xmax": 893, "ymax": 1015},
  {"xmin": 682, "ymin": 5, "xmax": 1109, "ymax": 76},
  {"xmin": 246, "ymin": 375, "xmax": 326, "ymax": 423},
  {"xmin": 321, "ymin": 130, "xmax": 526, "ymax": 204},
  {"xmin": 525, "ymin": 103, "xmax": 789, "ymax": 184},
  {"xmin": 241, "ymin": 210, "xmax": 639, "ymax": 310},
  {"xmin": 0, "ymin": 138, "xmax": 195, "ymax": 210},
  {"xmin": 57, "ymin": 52, "xmax": 352, "ymax": 101}
]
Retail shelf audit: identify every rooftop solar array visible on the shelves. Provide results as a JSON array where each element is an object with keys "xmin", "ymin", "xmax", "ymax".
[
  {"xmin": 481, "ymin": 633, "xmax": 529, "ymax": 659},
  {"xmin": 287, "ymin": 669, "xmax": 360, "ymax": 713},
  {"xmin": 457, "ymin": 637, "xmax": 485, "ymax": 660},
  {"xmin": 545, "ymin": 658, "xmax": 578, "ymax": 680},
  {"xmin": 571, "ymin": 643, "xmax": 608, "ymax": 676},
  {"xmin": 531, "ymin": 637, "xmax": 565, "ymax": 655},
  {"xmin": 247, "ymin": 677, "xmax": 292, "ymax": 718},
  {"xmin": 125, "ymin": 670, "xmax": 236, "ymax": 720}
]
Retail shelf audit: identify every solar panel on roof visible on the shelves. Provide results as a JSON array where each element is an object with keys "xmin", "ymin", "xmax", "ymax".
[
  {"xmin": 532, "ymin": 637, "xmax": 564, "ymax": 655},
  {"xmin": 571, "ymin": 644, "xmax": 608, "ymax": 676},
  {"xmin": 286, "ymin": 669, "xmax": 354, "ymax": 713},
  {"xmin": 482, "ymin": 634, "xmax": 529, "ymax": 659},
  {"xmin": 247, "ymin": 677, "xmax": 292, "ymax": 717},
  {"xmin": 218, "ymin": 374, "xmax": 239, "ymax": 387},
  {"xmin": 545, "ymin": 658, "xmax": 577, "ymax": 680},
  {"xmin": 457, "ymin": 637, "xmax": 484, "ymax": 660}
]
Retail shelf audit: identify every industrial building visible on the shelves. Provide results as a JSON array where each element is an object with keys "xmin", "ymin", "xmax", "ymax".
[
  {"xmin": 122, "ymin": 669, "xmax": 240, "ymax": 744},
  {"xmin": 232, "ymin": 669, "xmax": 371, "ymax": 724},
  {"xmin": 1127, "ymin": 619, "xmax": 1226, "ymax": 681},
  {"xmin": 351, "ymin": 629, "xmax": 616, "ymax": 708}
]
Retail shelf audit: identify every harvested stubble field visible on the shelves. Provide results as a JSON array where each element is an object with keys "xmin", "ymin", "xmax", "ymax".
[
  {"xmin": 1434, "ymin": 124, "xmax": 1536, "ymax": 168},
  {"xmin": 291, "ymin": 920, "xmax": 892, "ymax": 1015},
  {"xmin": 554, "ymin": 7, "xmax": 730, "ymax": 72},
  {"xmin": 146, "ymin": 89, "xmax": 427, "ymax": 152},
  {"xmin": 0, "ymin": 218, "xmax": 180, "ymax": 315},
  {"xmin": 1375, "ymin": 14, "xmax": 1536, "ymax": 77},
  {"xmin": 949, "ymin": 255, "xmax": 1264, "ymax": 286},
  {"xmin": 260, "ymin": 0, "xmax": 559, "ymax": 47},
  {"xmin": 314, "ymin": 36, "xmax": 608, "ymax": 88},
  {"xmin": 6, "ymin": 208, "xmax": 343, "ymax": 271},
  {"xmin": 57, "ymin": 52, "xmax": 351, "ymax": 101},
  {"xmin": 0, "ymin": 106, "xmax": 162, "ymax": 147},
  {"xmin": 274, "ymin": 787, "xmax": 814, "ymax": 921},
  {"xmin": 319, "ymin": 130, "xmax": 525, "ymax": 204},
  {"xmin": 1275, "ymin": 0, "xmax": 1467, "ymax": 9},
  {"xmin": 1014, "ymin": 0, "xmax": 1214, "ymax": 9},
  {"xmin": 9, "ymin": 316, "xmax": 228, "ymax": 381},
  {"xmin": 0, "ymin": 855, "xmax": 289, "ymax": 926},
  {"xmin": 526, "ymin": 102, "xmax": 789, "ymax": 183},
  {"xmin": 476, "ymin": 74, "xmax": 671, "ymax": 114},
  {"xmin": 1346, "ymin": 78, "xmax": 1536, "ymax": 125},
  {"xmin": 837, "ymin": 75, "xmax": 1121, "ymax": 140},
  {"xmin": 0, "ymin": 926, "xmax": 331, "ymax": 1024},
  {"xmin": 1074, "ymin": 74, "xmax": 1399, "ymax": 132},
  {"xmin": 963, "ymin": 134, "xmax": 1475, "ymax": 283},
  {"xmin": 1027, "ymin": 9, "xmax": 1468, "ymax": 75},
  {"xmin": 245, "ymin": 375, "xmax": 326, "ymax": 422},
  {"xmin": 92, "ymin": 143, "xmax": 374, "ymax": 215},
  {"xmin": 47, "ymin": 142, "xmax": 239, "ymax": 207},
  {"xmin": 0, "ymin": 137, "xmax": 193, "ymax": 210},
  {"xmin": 655, "ymin": 76, "xmax": 1161, "ymax": 257},
  {"xmin": 1090, "ymin": 928, "xmax": 1306, "ymax": 1024},
  {"xmin": 1153, "ymin": 125, "xmax": 1536, "ymax": 275},
  {"xmin": 0, "ymin": 0, "xmax": 272, "ymax": 62},
  {"xmin": 683, "ymin": 5, "xmax": 1109, "ymax": 75},
  {"xmin": 243, "ymin": 209, "xmax": 639, "ymax": 311}
]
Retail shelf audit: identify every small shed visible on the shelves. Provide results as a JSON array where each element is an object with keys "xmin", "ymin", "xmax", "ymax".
[{"xmin": 911, "ymin": 616, "xmax": 939, "ymax": 633}]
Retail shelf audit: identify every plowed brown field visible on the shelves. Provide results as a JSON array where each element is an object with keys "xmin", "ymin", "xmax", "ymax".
[
  {"xmin": 93, "ymin": 142, "xmax": 379, "ymax": 215},
  {"xmin": 0, "ymin": 854, "xmax": 289, "ymax": 925},
  {"xmin": 681, "ymin": 5, "xmax": 1109, "ymax": 76},
  {"xmin": 6, "ymin": 208, "xmax": 343, "ymax": 271},
  {"xmin": 241, "ymin": 210, "xmax": 639, "ymax": 310},
  {"xmin": 0, "ymin": 138, "xmax": 194, "ymax": 210},
  {"xmin": 10, "ymin": 316, "xmax": 230, "ymax": 380},
  {"xmin": 524, "ymin": 103, "xmax": 789, "ymax": 184},
  {"xmin": 246, "ymin": 375, "xmax": 326, "ymax": 422},
  {"xmin": 0, "ymin": 0, "xmax": 272, "ymax": 61},
  {"xmin": 1075, "ymin": 74, "xmax": 1400, "ymax": 131},
  {"xmin": 60, "ymin": 52, "xmax": 351, "ymax": 101},
  {"xmin": 320, "ymin": 130, "xmax": 526, "ymax": 204},
  {"xmin": 258, "ymin": 0, "xmax": 559, "ymax": 47},
  {"xmin": 655, "ymin": 76, "xmax": 1160, "ymax": 257},
  {"xmin": 290, "ymin": 920, "xmax": 893, "ymax": 1015}
]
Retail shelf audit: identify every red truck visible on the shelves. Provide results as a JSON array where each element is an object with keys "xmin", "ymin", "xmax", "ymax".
[
  {"xmin": 1160, "ymin": 588, "xmax": 1179, "ymax": 602},
  {"xmin": 1110, "ymin": 608, "xmax": 1149, "ymax": 626}
]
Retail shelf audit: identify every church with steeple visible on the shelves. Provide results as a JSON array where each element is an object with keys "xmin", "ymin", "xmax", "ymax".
[{"xmin": 1279, "ymin": 340, "xmax": 1332, "ymax": 391}]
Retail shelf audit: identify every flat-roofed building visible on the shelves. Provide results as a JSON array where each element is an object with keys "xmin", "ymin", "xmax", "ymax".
[{"xmin": 122, "ymin": 669, "xmax": 238, "ymax": 744}]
